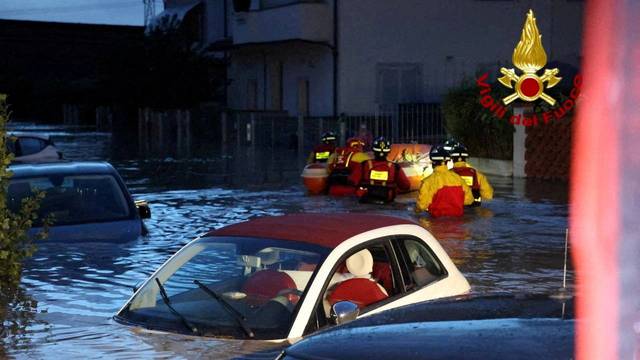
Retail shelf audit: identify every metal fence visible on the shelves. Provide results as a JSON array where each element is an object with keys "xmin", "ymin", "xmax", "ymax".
[{"xmin": 221, "ymin": 103, "xmax": 446, "ymax": 155}]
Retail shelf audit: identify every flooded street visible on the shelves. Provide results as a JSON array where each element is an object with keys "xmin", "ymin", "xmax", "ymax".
[{"xmin": 4, "ymin": 123, "xmax": 572, "ymax": 359}]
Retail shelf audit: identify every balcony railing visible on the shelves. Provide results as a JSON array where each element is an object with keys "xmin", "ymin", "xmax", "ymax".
[{"xmin": 233, "ymin": 0, "xmax": 332, "ymax": 45}]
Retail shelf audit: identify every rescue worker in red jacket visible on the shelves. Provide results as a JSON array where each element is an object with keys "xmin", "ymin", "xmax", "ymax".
[
  {"xmin": 307, "ymin": 131, "xmax": 337, "ymax": 164},
  {"xmin": 415, "ymin": 145, "xmax": 473, "ymax": 217},
  {"xmin": 350, "ymin": 137, "xmax": 411, "ymax": 203},
  {"xmin": 327, "ymin": 137, "xmax": 369, "ymax": 196},
  {"xmin": 449, "ymin": 143, "xmax": 493, "ymax": 206}
]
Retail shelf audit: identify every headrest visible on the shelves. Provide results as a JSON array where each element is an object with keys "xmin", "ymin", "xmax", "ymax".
[
  {"xmin": 258, "ymin": 248, "xmax": 280, "ymax": 265},
  {"xmin": 346, "ymin": 249, "xmax": 374, "ymax": 277}
]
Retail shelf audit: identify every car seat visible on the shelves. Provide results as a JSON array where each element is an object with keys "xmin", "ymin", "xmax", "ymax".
[
  {"xmin": 242, "ymin": 269, "xmax": 297, "ymax": 307},
  {"xmin": 372, "ymin": 262, "xmax": 393, "ymax": 294},
  {"xmin": 327, "ymin": 249, "xmax": 389, "ymax": 309}
]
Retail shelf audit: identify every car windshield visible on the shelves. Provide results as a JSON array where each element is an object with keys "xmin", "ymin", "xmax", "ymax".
[
  {"xmin": 118, "ymin": 236, "xmax": 329, "ymax": 340},
  {"xmin": 7, "ymin": 174, "xmax": 131, "ymax": 226}
]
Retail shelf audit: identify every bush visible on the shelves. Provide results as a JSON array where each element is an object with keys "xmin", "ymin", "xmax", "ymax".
[
  {"xmin": 0, "ymin": 94, "xmax": 48, "ymax": 289},
  {"xmin": 442, "ymin": 79, "xmax": 514, "ymax": 160}
]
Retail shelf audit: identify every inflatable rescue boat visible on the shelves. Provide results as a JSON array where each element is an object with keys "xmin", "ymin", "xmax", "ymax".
[
  {"xmin": 302, "ymin": 143, "xmax": 433, "ymax": 195},
  {"xmin": 301, "ymin": 163, "xmax": 329, "ymax": 195}
]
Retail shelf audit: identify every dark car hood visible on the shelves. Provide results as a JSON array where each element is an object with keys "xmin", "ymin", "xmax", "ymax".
[
  {"xmin": 30, "ymin": 219, "xmax": 143, "ymax": 243},
  {"xmin": 283, "ymin": 294, "xmax": 574, "ymax": 360}
]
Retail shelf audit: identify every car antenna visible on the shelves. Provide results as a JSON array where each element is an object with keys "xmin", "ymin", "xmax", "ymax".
[{"xmin": 550, "ymin": 228, "xmax": 572, "ymax": 318}]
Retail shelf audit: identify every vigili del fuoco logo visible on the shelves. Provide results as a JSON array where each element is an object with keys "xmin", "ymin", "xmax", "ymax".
[{"xmin": 476, "ymin": 9, "xmax": 582, "ymax": 126}]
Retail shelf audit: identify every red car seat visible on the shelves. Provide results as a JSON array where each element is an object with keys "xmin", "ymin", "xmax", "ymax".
[
  {"xmin": 242, "ymin": 269, "xmax": 296, "ymax": 306},
  {"xmin": 328, "ymin": 249, "xmax": 389, "ymax": 309},
  {"xmin": 328, "ymin": 278, "xmax": 388, "ymax": 309},
  {"xmin": 372, "ymin": 262, "xmax": 393, "ymax": 294}
]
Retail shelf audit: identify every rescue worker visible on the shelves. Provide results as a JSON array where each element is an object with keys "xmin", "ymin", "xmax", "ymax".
[
  {"xmin": 350, "ymin": 137, "xmax": 410, "ymax": 203},
  {"xmin": 307, "ymin": 131, "xmax": 337, "ymax": 164},
  {"xmin": 449, "ymin": 143, "xmax": 494, "ymax": 206},
  {"xmin": 442, "ymin": 138, "xmax": 458, "ymax": 152},
  {"xmin": 441, "ymin": 138, "xmax": 458, "ymax": 169},
  {"xmin": 327, "ymin": 137, "xmax": 369, "ymax": 196},
  {"xmin": 415, "ymin": 145, "xmax": 473, "ymax": 217}
]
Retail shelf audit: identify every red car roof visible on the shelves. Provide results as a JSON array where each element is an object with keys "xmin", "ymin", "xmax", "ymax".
[{"xmin": 207, "ymin": 213, "xmax": 417, "ymax": 248}]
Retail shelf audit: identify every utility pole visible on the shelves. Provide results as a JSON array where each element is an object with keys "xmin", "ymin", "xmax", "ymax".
[{"xmin": 143, "ymin": 0, "xmax": 156, "ymax": 27}]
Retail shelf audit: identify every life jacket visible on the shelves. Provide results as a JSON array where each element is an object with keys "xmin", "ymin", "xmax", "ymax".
[
  {"xmin": 428, "ymin": 185, "xmax": 465, "ymax": 217},
  {"xmin": 452, "ymin": 165, "xmax": 481, "ymax": 204},
  {"xmin": 311, "ymin": 143, "xmax": 335, "ymax": 163},
  {"xmin": 331, "ymin": 147, "xmax": 357, "ymax": 171},
  {"xmin": 329, "ymin": 147, "xmax": 356, "ymax": 182},
  {"xmin": 360, "ymin": 160, "xmax": 398, "ymax": 202}
]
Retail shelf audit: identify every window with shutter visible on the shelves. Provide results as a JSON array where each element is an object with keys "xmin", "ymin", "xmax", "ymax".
[{"xmin": 376, "ymin": 63, "xmax": 423, "ymax": 105}]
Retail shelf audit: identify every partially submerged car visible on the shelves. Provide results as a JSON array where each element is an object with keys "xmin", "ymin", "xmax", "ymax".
[
  {"xmin": 6, "ymin": 132, "xmax": 63, "ymax": 163},
  {"xmin": 114, "ymin": 214, "xmax": 470, "ymax": 341},
  {"xmin": 277, "ymin": 293, "xmax": 575, "ymax": 360},
  {"xmin": 7, "ymin": 161, "xmax": 150, "ymax": 242}
]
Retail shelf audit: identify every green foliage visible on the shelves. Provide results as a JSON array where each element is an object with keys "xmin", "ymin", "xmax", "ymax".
[
  {"xmin": 0, "ymin": 94, "xmax": 48, "ymax": 290},
  {"xmin": 442, "ymin": 79, "xmax": 515, "ymax": 160}
]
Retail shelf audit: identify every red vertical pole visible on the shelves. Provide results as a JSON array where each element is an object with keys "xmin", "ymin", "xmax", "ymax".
[{"xmin": 571, "ymin": 0, "xmax": 623, "ymax": 359}]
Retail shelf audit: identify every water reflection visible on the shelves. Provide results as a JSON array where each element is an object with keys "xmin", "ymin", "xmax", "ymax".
[
  {"xmin": 1, "ymin": 286, "xmax": 48, "ymax": 357},
  {"xmin": 4, "ymin": 122, "xmax": 572, "ymax": 358}
]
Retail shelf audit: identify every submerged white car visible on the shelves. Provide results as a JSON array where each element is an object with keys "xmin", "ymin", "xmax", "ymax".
[{"xmin": 114, "ymin": 213, "xmax": 470, "ymax": 341}]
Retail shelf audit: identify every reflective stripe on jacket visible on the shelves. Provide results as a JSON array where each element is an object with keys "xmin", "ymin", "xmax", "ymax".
[
  {"xmin": 350, "ymin": 160, "xmax": 411, "ymax": 202},
  {"xmin": 307, "ymin": 143, "xmax": 336, "ymax": 164},
  {"xmin": 452, "ymin": 161, "xmax": 494, "ymax": 202},
  {"xmin": 415, "ymin": 165, "xmax": 473, "ymax": 217}
]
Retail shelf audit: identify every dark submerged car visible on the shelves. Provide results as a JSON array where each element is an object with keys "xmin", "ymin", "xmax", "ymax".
[
  {"xmin": 276, "ymin": 293, "xmax": 575, "ymax": 360},
  {"xmin": 7, "ymin": 161, "xmax": 150, "ymax": 242},
  {"xmin": 6, "ymin": 132, "xmax": 63, "ymax": 163}
]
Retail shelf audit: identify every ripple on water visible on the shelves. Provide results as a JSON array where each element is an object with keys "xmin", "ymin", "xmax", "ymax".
[{"xmin": 4, "ymin": 123, "xmax": 572, "ymax": 358}]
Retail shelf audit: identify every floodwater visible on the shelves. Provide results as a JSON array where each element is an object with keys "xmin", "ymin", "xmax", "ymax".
[{"xmin": 2, "ymin": 123, "xmax": 572, "ymax": 359}]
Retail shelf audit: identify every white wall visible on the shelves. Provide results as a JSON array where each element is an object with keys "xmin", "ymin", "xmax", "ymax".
[
  {"xmin": 228, "ymin": 43, "xmax": 334, "ymax": 116},
  {"xmin": 232, "ymin": 2, "xmax": 332, "ymax": 44},
  {"xmin": 337, "ymin": 0, "xmax": 584, "ymax": 114}
]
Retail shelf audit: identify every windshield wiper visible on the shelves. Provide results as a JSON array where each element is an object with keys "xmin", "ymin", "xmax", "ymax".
[
  {"xmin": 194, "ymin": 280, "xmax": 255, "ymax": 338},
  {"xmin": 155, "ymin": 278, "xmax": 200, "ymax": 335}
]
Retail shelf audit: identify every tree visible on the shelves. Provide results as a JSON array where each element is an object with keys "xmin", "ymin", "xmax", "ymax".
[
  {"xmin": 0, "ymin": 94, "xmax": 47, "ymax": 289},
  {"xmin": 442, "ymin": 79, "xmax": 514, "ymax": 160}
]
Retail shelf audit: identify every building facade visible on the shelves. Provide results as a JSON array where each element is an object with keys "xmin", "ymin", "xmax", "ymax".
[{"xmin": 157, "ymin": 0, "xmax": 584, "ymax": 117}]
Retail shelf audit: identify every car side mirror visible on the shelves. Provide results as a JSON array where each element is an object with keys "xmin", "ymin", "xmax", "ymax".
[
  {"xmin": 330, "ymin": 301, "xmax": 359, "ymax": 325},
  {"xmin": 135, "ymin": 200, "xmax": 151, "ymax": 219}
]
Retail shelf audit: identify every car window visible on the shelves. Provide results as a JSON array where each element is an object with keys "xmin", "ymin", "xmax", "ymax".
[
  {"xmin": 121, "ymin": 237, "xmax": 329, "ymax": 340},
  {"xmin": 394, "ymin": 238, "xmax": 446, "ymax": 290},
  {"xmin": 7, "ymin": 174, "xmax": 131, "ymax": 226},
  {"xmin": 321, "ymin": 241, "xmax": 396, "ymax": 320},
  {"xmin": 17, "ymin": 137, "xmax": 47, "ymax": 156}
]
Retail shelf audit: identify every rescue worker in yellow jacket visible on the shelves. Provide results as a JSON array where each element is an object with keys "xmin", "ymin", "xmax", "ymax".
[
  {"xmin": 449, "ymin": 143, "xmax": 493, "ymax": 206},
  {"xmin": 415, "ymin": 145, "xmax": 473, "ymax": 217}
]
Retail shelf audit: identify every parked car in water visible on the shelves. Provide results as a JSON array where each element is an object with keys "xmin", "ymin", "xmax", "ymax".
[
  {"xmin": 114, "ymin": 214, "xmax": 470, "ymax": 342},
  {"xmin": 276, "ymin": 293, "xmax": 575, "ymax": 360},
  {"xmin": 7, "ymin": 161, "xmax": 150, "ymax": 242},
  {"xmin": 6, "ymin": 132, "xmax": 63, "ymax": 163}
]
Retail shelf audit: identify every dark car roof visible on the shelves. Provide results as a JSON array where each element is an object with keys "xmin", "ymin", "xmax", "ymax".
[
  {"xmin": 7, "ymin": 132, "xmax": 51, "ymax": 140},
  {"xmin": 9, "ymin": 161, "xmax": 118, "ymax": 178},
  {"xmin": 207, "ymin": 213, "xmax": 417, "ymax": 249},
  {"xmin": 283, "ymin": 294, "xmax": 575, "ymax": 360}
]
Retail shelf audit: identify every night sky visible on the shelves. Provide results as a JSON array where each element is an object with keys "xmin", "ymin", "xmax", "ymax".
[{"xmin": 0, "ymin": 0, "xmax": 155, "ymax": 26}]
